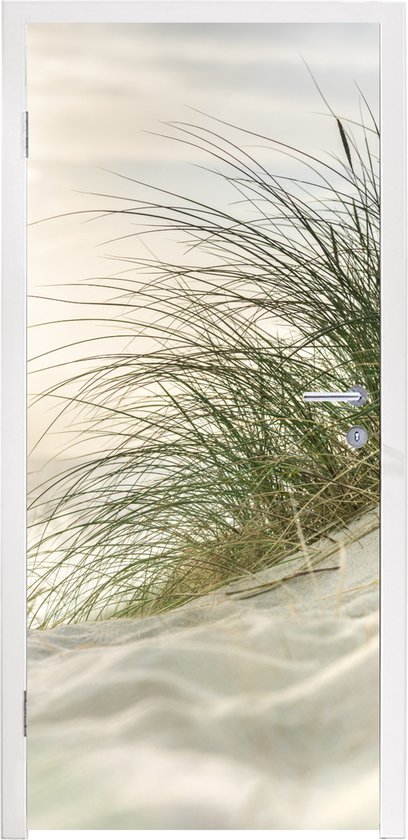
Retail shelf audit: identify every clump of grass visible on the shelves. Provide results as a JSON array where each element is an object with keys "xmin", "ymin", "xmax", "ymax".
[{"xmin": 28, "ymin": 100, "xmax": 379, "ymax": 627}]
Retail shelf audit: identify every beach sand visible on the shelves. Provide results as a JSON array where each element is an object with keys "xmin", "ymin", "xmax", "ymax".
[{"xmin": 28, "ymin": 509, "xmax": 379, "ymax": 829}]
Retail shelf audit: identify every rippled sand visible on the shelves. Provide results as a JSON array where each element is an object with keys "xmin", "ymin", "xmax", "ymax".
[{"xmin": 28, "ymin": 510, "xmax": 379, "ymax": 829}]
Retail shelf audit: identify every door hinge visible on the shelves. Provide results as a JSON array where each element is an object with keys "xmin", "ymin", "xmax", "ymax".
[
  {"xmin": 24, "ymin": 111, "xmax": 29, "ymax": 159},
  {"xmin": 23, "ymin": 690, "xmax": 27, "ymax": 737}
]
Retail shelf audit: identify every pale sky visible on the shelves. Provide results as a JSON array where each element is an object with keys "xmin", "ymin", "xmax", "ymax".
[{"xmin": 27, "ymin": 23, "xmax": 379, "ymax": 461}]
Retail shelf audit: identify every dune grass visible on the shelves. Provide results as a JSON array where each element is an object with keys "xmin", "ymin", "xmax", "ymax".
[{"xmin": 28, "ymin": 102, "xmax": 379, "ymax": 627}]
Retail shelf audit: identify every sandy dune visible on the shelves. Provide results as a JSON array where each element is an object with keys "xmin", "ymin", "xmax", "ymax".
[{"xmin": 28, "ymin": 510, "xmax": 379, "ymax": 829}]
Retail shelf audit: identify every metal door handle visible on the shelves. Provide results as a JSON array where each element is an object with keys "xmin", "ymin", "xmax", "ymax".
[{"xmin": 303, "ymin": 385, "xmax": 367, "ymax": 406}]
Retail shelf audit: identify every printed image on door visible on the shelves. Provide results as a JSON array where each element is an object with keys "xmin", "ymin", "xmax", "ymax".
[{"xmin": 27, "ymin": 23, "xmax": 380, "ymax": 830}]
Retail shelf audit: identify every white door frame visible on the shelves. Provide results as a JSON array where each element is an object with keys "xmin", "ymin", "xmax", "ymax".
[{"xmin": 1, "ymin": 2, "xmax": 406, "ymax": 837}]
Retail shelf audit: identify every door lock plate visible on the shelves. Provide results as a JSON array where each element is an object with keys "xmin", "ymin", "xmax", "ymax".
[{"xmin": 347, "ymin": 425, "xmax": 368, "ymax": 449}]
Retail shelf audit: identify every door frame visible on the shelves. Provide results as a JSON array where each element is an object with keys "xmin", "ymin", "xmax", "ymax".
[{"xmin": 1, "ymin": 2, "xmax": 406, "ymax": 837}]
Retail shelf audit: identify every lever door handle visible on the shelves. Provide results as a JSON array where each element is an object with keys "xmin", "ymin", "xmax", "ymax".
[{"xmin": 303, "ymin": 385, "xmax": 367, "ymax": 406}]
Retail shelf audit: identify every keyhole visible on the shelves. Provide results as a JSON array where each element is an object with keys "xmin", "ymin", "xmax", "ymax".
[{"xmin": 347, "ymin": 426, "xmax": 368, "ymax": 449}]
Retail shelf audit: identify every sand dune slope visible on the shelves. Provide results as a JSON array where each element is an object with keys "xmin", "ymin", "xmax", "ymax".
[{"xmin": 28, "ymin": 510, "xmax": 379, "ymax": 829}]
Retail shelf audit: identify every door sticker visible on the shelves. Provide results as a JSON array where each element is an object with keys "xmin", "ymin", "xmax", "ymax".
[{"xmin": 27, "ymin": 23, "xmax": 380, "ymax": 830}]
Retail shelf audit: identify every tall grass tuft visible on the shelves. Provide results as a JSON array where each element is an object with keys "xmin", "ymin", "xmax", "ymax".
[{"xmin": 28, "ymin": 103, "xmax": 379, "ymax": 627}]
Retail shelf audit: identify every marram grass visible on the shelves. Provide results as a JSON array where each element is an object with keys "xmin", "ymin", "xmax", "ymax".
[{"xmin": 28, "ymin": 103, "xmax": 379, "ymax": 627}]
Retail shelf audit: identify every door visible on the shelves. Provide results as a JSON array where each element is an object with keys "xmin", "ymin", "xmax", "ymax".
[{"xmin": 0, "ymin": 6, "xmax": 405, "ymax": 836}]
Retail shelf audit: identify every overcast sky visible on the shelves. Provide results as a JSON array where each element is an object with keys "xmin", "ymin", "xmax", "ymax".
[{"xmin": 27, "ymin": 23, "xmax": 379, "ymax": 460}]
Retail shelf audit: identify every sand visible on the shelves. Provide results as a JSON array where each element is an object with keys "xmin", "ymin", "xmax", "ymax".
[{"xmin": 28, "ymin": 509, "xmax": 379, "ymax": 830}]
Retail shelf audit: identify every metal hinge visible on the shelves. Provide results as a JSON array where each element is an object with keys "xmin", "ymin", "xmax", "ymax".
[
  {"xmin": 23, "ymin": 690, "xmax": 27, "ymax": 737},
  {"xmin": 24, "ymin": 111, "xmax": 29, "ymax": 159}
]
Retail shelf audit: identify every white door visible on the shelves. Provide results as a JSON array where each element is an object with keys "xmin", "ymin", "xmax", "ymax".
[{"xmin": 1, "ymin": 3, "xmax": 406, "ymax": 837}]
